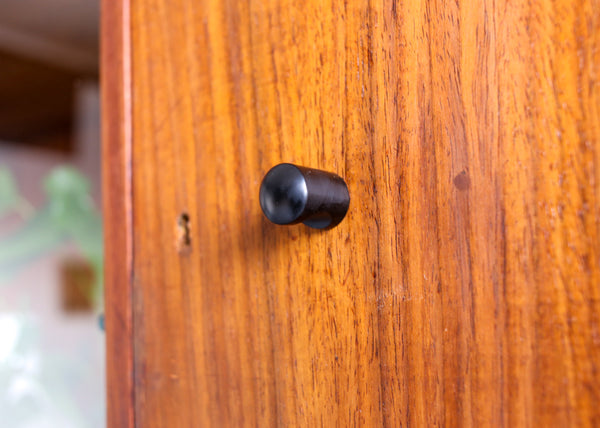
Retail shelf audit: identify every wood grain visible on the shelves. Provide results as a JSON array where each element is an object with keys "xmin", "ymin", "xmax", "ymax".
[
  {"xmin": 124, "ymin": 0, "xmax": 600, "ymax": 425},
  {"xmin": 101, "ymin": 0, "xmax": 134, "ymax": 426}
]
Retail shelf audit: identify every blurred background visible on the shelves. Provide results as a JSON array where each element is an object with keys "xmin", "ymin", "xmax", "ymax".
[{"xmin": 0, "ymin": 1, "xmax": 103, "ymax": 427}]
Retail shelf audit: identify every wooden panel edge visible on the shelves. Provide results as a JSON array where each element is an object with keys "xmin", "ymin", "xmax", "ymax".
[{"xmin": 101, "ymin": 0, "xmax": 134, "ymax": 426}]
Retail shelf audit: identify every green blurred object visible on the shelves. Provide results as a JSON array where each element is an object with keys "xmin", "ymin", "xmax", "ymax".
[
  {"xmin": 0, "ymin": 167, "xmax": 33, "ymax": 219},
  {"xmin": 0, "ymin": 166, "xmax": 103, "ymax": 307},
  {"xmin": 0, "ymin": 168, "xmax": 19, "ymax": 216}
]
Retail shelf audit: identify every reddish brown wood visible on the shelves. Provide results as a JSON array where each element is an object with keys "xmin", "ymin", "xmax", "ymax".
[
  {"xmin": 101, "ymin": 0, "xmax": 133, "ymax": 426},
  {"xmin": 104, "ymin": 0, "xmax": 600, "ymax": 426}
]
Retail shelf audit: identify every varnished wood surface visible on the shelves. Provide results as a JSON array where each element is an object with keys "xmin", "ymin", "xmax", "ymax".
[
  {"xmin": 125, "ymin": 0, "xmax": 600, "ymax": 426},
  {"xmin": 101, "ymin": 0, "xmax": 134, "ymax": 426}
]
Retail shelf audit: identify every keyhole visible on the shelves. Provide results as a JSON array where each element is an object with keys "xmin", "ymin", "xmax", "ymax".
[{"xmin": 176, "ymin": 213, "xmax": 191, "ymax": 254}]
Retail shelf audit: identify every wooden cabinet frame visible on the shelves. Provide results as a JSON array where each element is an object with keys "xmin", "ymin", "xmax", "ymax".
[{"xmin": 101, "ymin": 1, "xmax": 134, "ymax": 426}]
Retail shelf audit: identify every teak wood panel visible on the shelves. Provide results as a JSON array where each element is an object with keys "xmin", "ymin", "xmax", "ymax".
[{"xmin": 122, "ymin": 0, "xmax": 600, "ymax": 426}]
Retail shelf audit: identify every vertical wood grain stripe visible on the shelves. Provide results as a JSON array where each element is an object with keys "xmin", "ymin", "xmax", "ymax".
[{"xmin": 101, "ymin": 0, "xmax": 134, "ymax": 426}]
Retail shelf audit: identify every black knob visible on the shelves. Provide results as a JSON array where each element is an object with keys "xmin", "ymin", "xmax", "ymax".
[{"xmin": 259, "ymin": 163, "xmax": 350, "ymax": 229}]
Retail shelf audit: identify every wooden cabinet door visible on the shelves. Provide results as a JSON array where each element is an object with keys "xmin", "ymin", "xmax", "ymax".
[{"xmin": 102, "ymin": 0, "xmax": 600, "ymax": 426}]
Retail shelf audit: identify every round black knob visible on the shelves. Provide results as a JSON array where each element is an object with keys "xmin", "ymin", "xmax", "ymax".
[{"xmin": 259, "ymin": 163, "xmax": 350, "ymax": 229}]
